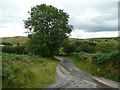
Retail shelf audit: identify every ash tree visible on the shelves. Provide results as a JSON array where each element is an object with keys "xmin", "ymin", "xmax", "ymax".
[{"xmin": 24, "ymin": 4, "xmax": 73, "ymax": 56}]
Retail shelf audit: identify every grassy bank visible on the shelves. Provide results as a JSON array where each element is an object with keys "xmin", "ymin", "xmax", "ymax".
[
  {"xmin": 63, "ymin": 52, "xmax": 120, "ymax": 82},
  {"xmin": 2, "ymin": 53, "xmax": 59, "ymax": 88}
]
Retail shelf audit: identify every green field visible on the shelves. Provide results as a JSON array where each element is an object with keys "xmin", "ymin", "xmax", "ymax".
[
  {"xmin": 70, "ymin": 37, "xmax": 119, "ymax": 43},
  {"xmin": 1, "ymin": 36, "xmax": 28, "ymax": 45}
]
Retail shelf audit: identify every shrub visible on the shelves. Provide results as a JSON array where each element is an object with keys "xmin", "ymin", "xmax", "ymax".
[
  {"xmin": 75, "ymin": 43, "xmax": 95, "ymax": 53},
  {"xmin": 62, "ymin": 39, "xmax": 76, "ymax": 54},
  {"xmin": 73, "ymin": 52, "xmax": 90, "ymax": 60},
  {"xmin": 92, "ymin": 53, "xmax": 109, "ymax": 64},
  {"xmin": 2, "ymin": 45, "xmax": 27, "ymax": 54},
  {"xmin": 92, "ymin": 51, "xmax": 120, "ymax": 67},
  {"xmin": 74, "ymin": 41, "xmax": 82, "ymax": 47},
  {"xmin": 2, "ymin": 46, "xmax": 14, "ymax": 53},
  {"xmin": 13, "ymin": 45, "xmax": 27, "ymax": 54},
  {"xmin": 108, "ymin": 51, "xmax": 120, "ymax": 68}
]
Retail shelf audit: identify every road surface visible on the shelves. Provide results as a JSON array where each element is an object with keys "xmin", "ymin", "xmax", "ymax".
[{"xmin": 50, "ymin": 56, "xmax": 120, "ymax": 89}]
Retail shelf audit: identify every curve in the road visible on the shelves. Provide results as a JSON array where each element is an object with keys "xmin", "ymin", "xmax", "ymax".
[{"xmin": 51, "ymin": 56, "xmax": 120, "ymax": 88}]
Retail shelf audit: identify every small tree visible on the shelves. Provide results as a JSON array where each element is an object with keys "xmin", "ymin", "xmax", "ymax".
[
  {"xmin": 62, "ymin": 39, "xmax": 75, "ymax": 54},
  {"xmin": 75, "ymin": 43, "xmax": 95, "ymax": 53},
  {"xmin": 24, "ymin": 4, "xmax": 73, "ymax": 56}
]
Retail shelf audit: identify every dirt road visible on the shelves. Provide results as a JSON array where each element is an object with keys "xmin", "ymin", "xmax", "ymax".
[{"xmin": 50, "ymin": 56, "xmax": 119, "ymax": 89}]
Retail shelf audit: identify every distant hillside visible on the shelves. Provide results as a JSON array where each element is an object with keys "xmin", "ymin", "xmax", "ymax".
[
  {"xmin": 1, "ymin": 36, "xmax": 28, "ymax": 45},
  {"xmin": 69, "ymin": 37, "xmax": 119, "ymax": 42},
  {"xmin": 1, "ymin": 36, "xmax": 119, "ymax": 45}
]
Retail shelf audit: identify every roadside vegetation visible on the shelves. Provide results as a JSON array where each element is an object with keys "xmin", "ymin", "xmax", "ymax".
[
  {"xmin": 60, "ymin": 37, "xmax": 120, "ymax": 82},
  {"xmin": 66, "ymin": 51, "xmax": 120, "ymax": 82},
  {"xmin": 2, "ymin": 53, "xmax": 58, "ymax": 88},
  {"xmin": 2, "ymin": 36, "xmax": 119, "ymax": 84}
]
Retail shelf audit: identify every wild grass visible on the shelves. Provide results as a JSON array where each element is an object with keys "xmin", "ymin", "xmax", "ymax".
[{"xmin": 2, "ymin": 53, "xmax": 59, "ymax": 88}]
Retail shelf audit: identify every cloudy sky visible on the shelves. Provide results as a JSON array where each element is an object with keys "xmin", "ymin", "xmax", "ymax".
[{"xmin": 0, "ymin": 0, "xmax": 119, "ymax": 38}]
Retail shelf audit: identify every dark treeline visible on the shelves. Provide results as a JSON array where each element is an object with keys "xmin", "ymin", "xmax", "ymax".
[{"xmin": 2, "ymin": 44, "xmax": 27, "ymax": 54}]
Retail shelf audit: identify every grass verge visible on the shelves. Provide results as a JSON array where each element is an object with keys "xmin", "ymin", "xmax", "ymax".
[
  {"xmin": 64, "ymin": 55, "xmax": 120, "ymax": 82},
  {"xmin": 2, "ymin": 53, "xmax": 59, "ymax": 88}
]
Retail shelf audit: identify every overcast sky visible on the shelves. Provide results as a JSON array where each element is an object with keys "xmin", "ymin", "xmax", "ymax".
[{"xmin": 0, "ymin": 0, "xmax": 119, "ymax": 38}]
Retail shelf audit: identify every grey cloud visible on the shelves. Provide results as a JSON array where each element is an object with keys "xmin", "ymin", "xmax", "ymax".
[
  {"xmin": 71, "ymin": 18, "xmax": 117, "ymax": 32},
  {"xmin": 0, "ymin": 0, "xmax": 118, "ymax": 33},
  {"xmin": 68, "ymin": 2, "xmax": 118, "ymax": 32}
]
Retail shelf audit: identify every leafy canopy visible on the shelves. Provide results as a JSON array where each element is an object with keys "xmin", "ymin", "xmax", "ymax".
[{"xmin": 24, "ymin": 4, "xmax": 73, "ymax": 56}]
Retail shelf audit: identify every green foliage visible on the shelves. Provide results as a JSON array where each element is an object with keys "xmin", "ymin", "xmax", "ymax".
[
  {"xmin": 2, "ymin": 45, "xmax": 27, "ymax": 54},
  {"xmin": 62, "ymin": 40, "xmax": 96, "ymax": 54},
  {"xmin": 62, "ymin": 39, "xmax": 76, "ymax": 54},
  {"xmin": 2, "ymin": 53, "xmax": 58, "ymax": 88},
  {"xmin": 72, "ymin": 51, "xmax": 120, "ymax": 68},
  {"xmin": 2, "ymin": 46, "xmax": 13, "ymax": 53},
  {"xmin": 13, "ymin": 45, "xmax": 27, "ymax": 54},
  {"xmin": 67, "ymin": 51, "xmax": 120, "ymax": 82},
  {"xmin": 75, "ymin": 43, "xmax": 95, "ymax": 53},
  {"xmin": 73, "ymin": 52, "xmax": 90, "ymax": 60},
  {"xmin": 92, "ymin": 51, "xmax": 120, "ymax": 68},
  {"xmin": 74, "ymin": 41, "xmax": 82, "ymax": 47},
  {"xmin": 106, "ymin": 51, "xmax": 120, "ymax": 68},
  {"xmin": 95, "ymin": 42, "xmax": 117, "ymax": 53},
  {"xmin": 2, "ymin": 42, "xmax": 12, "ymax": 46},
  {"xmin": 92, "ymin": 53, "xmax": 109, "ymax": 64},
  {"xmin": 24, "ymin": 4, "xmax": 73, "ymax": 56}
]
